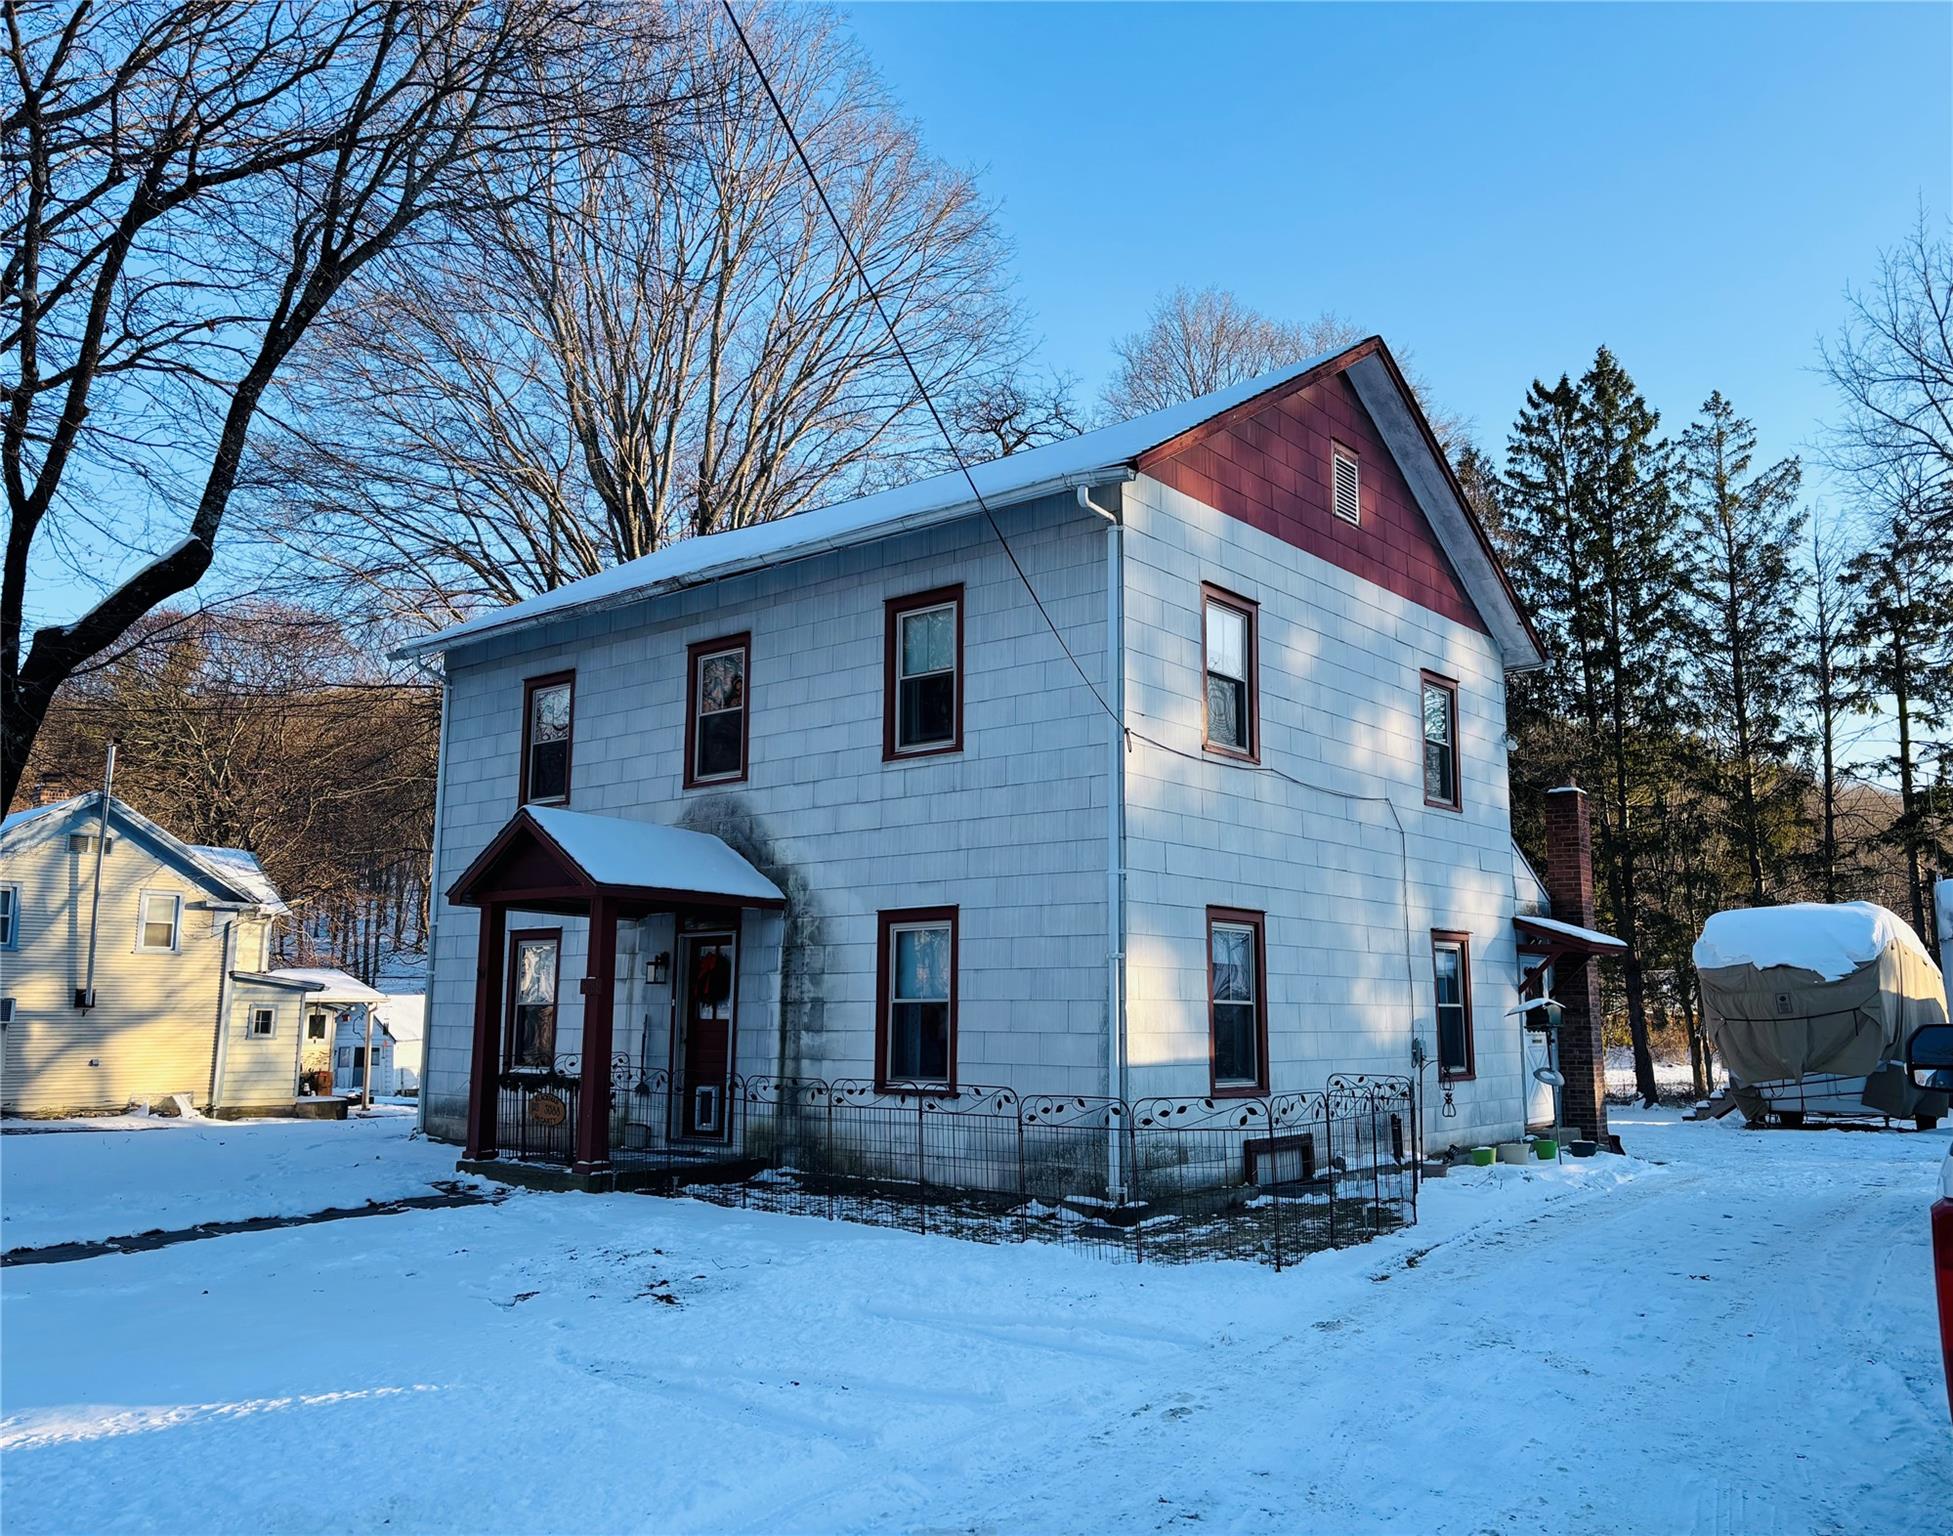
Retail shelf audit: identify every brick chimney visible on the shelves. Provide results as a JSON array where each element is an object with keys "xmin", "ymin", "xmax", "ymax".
[{"xmin": 1544, "ymin": 785, "xmax": 1607, "ymax": 1143}]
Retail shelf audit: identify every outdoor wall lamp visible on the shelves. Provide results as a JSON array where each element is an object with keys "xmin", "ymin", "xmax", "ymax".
[{"xmin": 648, "ymin": 951, "xmax": 671, "ymax": 986}]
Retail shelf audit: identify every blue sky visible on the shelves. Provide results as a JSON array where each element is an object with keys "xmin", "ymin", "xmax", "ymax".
[{"xmin": 843, "ymin": 1, "xmax": 1950, "ymax": 490}]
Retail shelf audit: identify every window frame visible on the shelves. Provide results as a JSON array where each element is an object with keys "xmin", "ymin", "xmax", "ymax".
[
  {"xmin": 874, "ymin": 905, "xmax": 959, "ymax": 1093},
  {"xmin": 1200, "ymin": 583, "xmax": 1260, "ymax": 764},
  {"xmin": 1331, "ymin": 440, "xmax": 1362, "ymax": 526},
  {"xmin": 1432, "ymin": 930, "xmax": 1475, "ymax": 1082},
  {"xmin": 135, "ymin": 890, "xmax": 182, "ymax": 954},
  {"xmin": 1206, "ymin": 905, "xmax": 1270, "ymax": 1098},
  {"xmin": 1420, "ymin": 670, "xmax": 1462, "ymax": 812},
  {"xmin": 503, "ymin": 927, "xmax": 563, "ymax": 1072},
  {"xmin": 306, "ymin": 1008, "xmax": 329, "ymax": 1042},
  {"xmin": 519, "ymin": 670, "xmax": 576, "ymax": 807},
  {"xmin": 883, "ymin": 585, "xmax": 965, "ymax": 761},
  {"xmin": 683, "ymin": 632, "xmax": 752, "ymax": 789},
  {"xmin": 247, "ymin": 1004, "xmax": 277, "ymax": 1040},
  {"xmin": 0, "ymin": 883, "xmax": 17, "ymax": 948}
]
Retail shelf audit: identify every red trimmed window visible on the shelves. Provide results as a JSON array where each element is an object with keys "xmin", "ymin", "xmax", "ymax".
[
  {"xmin": 1201, "ymin": 585, "xmax": 1258, "ymax": 761},
  {"xmin": 885, "ymin": 587, "xmax": 963, "ymax": 758},
  {"xmin": 876, "ymin": 907, "xmax": 957, "ymax": 1089},
  {"xmin": 521, "ymin": 672, "xmax": 574, "ymax": 805},
  {"xmin": 1433, "ymin": 931, "xmax": 1474, "ymax": 1080},
  {"xmin": 506, "ymin": 929, "xmax": 561, "ymax": 1070},
  {"xmin": 1421, "ymin": 671, "xmax": 1460, "ymax": 810},
  {"xmin": 1208, "ymin": 907, "xmax": 1268, "ymax": 1095},
  {"xmin": 686, "ymin": 633, "xmax": 750, "ymax": 788}
]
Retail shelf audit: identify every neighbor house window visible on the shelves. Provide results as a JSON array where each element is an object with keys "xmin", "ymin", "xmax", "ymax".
[
  {"xmin": 884, "ymin": 586, "xmax": 962, "ymax": 758},
  {"xmin": 136, "ymin": 891, "xmax": 181, "ymax": 952},
  {"xmin": 877, "ymin": 907, "xmax": 957, "ymax": 1089},
  {"xmin": 1208, "ymin": 908, "xmax": 1268, "ymax": 1094},
  {"xmin": 0, "ymin": 885, "xmax": 16, "ymax": 948},
  {"xmin": 307, "ymin": 1009, "xmax": 328, "ymax": 1041},
  {"xmin": 248, "ymin": 1006, "xmax": 276, "ymax": 1039},
  {"xmin": 520, "ymin": 672, "xmax": 574, "ymax": 805},
  {"xmin": 1331, "ymin": 442, "xmax": 1361, "ymax": 526},
  {"xmin": 1433, "ymin": 932, "xmax": 1474, "ymax": 1079},
  {"xmin": 685, "ymin": 634, "xmax": 750, "ymax": 787},
  {"xmin": 1201, "ymin": 585, "xmax": 1258, "ymax": 761},
  {"xmin": 1421, "ymin": 672, "xmax": 1460, "ymax": 809},
  {"xmin": 506, "ymin": 930, "xmax": 560, "ymax": 1070}
]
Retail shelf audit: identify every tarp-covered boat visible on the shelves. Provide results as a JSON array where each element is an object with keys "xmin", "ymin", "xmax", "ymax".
[{"xmin": 1693, "ymin": 901, "xmax": 1950, "ymax": 1127}]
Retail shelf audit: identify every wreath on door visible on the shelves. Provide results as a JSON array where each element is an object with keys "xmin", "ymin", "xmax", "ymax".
[{"xmin": 692, "ymin": 947, "xmax": 732, "ymax": 1006}]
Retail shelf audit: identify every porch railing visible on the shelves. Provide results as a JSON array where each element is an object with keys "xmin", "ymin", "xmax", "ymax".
[{"xmin": 494, "ymin": 1059, "xmax": 1419, "ymax": 1271}]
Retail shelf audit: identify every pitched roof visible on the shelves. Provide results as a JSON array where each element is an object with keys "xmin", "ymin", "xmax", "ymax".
[
  {"xmin": 393, "ymin": 338, "xmax": 1543, "ymax": 670},
  {"xmin": 263, "ymin": 967, "xmax": 389, "ymax": 1002},
  {"xmin": 0, "ymin": 793, "xmax": 289, "ymax": 915}
]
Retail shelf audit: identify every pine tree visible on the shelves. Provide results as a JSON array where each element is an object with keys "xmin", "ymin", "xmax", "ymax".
[
  {"xmin": 1505, "ymin": 348, "xmax": 1690, "ymax": 1106},
  {"xmin": 1678, "ymin": 393, "xmax": 1808, "ymax": 905}
]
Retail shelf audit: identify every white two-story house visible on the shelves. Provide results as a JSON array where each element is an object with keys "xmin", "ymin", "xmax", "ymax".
[{"xmin": 400, "ymin": 338, "xmax": 1619, "ymax": 1192}]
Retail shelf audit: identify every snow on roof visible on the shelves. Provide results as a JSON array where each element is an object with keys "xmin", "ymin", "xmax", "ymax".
[
  {"xmin": 1515, "ymin": 913, "xmax": 1627, "ymax": 950},
  {"xmin": 392, "ymin": 348, "xmax": 1371, "ymax": 662},
  {"xmin": 527, "ymin": 806, "xmax": 785, "ymax": 906},
  {"xmin": 191, "ymin": 845, "xmax": 282, "ymax": 908},
  {"xmin": 264, "ymin": 967, "xmax": 389, "ymax": 1002},
  {"xmin": 1693, "ymin": 901, "xmax": 1938, "ymax": 983},
  {"xmin": 1, "ymin": 793, "xmax": 288, "ymax": 914}
]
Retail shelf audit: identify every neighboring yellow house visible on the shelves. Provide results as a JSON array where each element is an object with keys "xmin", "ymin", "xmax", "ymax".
[{"xmin": 0, "ymin": 793, "xmax": 322, "ymax": 1117}]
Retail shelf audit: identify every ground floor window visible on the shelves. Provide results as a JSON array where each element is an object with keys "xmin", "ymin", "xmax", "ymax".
[
  {"xmin": 1433, "ymin": 931, "xmax": 1474, "ymax": 1079},
  {"xmin": 877, "ymin": 907, "xmax": 956, "ymax": 1089},
  {"xmin": 506, "ymin": 930, "xmax": 561, "ymax": 1070},
  {"xmin": 1208, "ymin": 907, "xmax": 1268, "ymax": 1094},
  {"xmin": 248, "ymin": 1005, "xmax": 276, "ymax": 1038},
  {"xmin": 307, "ymin": 1009, "xmax": 328, "ymax": 1041}
]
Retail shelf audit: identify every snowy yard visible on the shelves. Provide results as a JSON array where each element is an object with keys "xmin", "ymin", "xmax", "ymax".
[
  {"xmin": 2, "ymin": 1110, "xmax": 1947, "ymax": 1534},
  {"xmin": 0, "ymin": 1108, "xmax": 461, "ymax": 1252}
]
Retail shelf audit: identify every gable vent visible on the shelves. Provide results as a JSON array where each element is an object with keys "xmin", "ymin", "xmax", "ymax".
[{"xmin": 1331, "ymin": 446, "xmax": 1361, "ymax": 526}]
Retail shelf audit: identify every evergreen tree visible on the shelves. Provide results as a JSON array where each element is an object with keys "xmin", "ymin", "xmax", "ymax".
[
  {"xmin": 1799, "ymin": 515, "xmax": 1858, "ymax": 903},
  {"xmin": 1677, "ymin": 393, "xmax": 1808, "ymax": 905},
  {"xmin": 1505, "ymin": 348, "xmax": 1690, "ymax": 1106}
]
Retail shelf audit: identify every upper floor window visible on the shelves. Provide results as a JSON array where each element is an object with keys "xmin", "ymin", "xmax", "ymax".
[
  {"xmin": 1208, "ymin": 907, "xmax": 1268, "ymax": 1095},
  {"xmin": 0, "ymin": 885, "xmax": 17, "ymax": 948},
  {"xmin": 137, "ymin": 891, "xmax": 181, "ymax": 953},
  {"xmin": 248, "ymin": 1005, "xmax": 277, "ymax": 1039},
  {"xmin": 686, "ymin": 634, "xmax": 750, "ymax": 788},
  {"xmin": 506, "ymin": 930, "xmax": 561, "ymax": 1070},
  {"xmin": 1421, "ymin": 672, "xmax": 1460, "ymax": 810},
  {"xmin": 1201, "ymin": 585, "xmax": 1258, "ymax": 761},
  {"xmin": 877, "ymin": 907, "xmax": 957, "ymax": 1089},
  {"xmin": 521, "ymin": 672, "xmax": 574, "ymax": 805},
  {"xmin": 885, "ymin": 586, "xmax": 962, "ymax": 759},
  {"xmin": 1331, "ymin": 442, "xmax": 1361, "ymax": 526},
  {"xmin": 1433, "ymin": 932, "xmax": 1474, "ymax": 1079}
]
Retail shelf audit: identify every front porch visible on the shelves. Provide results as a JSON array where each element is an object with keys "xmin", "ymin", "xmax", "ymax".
[{"xmin": 447, "ymin": 805, "xmax": 787, "ymax": 1179}]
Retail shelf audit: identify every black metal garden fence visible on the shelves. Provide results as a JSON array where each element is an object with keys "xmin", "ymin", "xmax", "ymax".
[{"xmin": 496, "ymin": 1057, "xmax": 1418, "ymax": 1270}]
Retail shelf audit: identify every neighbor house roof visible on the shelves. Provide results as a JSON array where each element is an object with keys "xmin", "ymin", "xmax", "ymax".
[
  {"xmin": 392, "ymin": 338, "xmax": 1544, "ymax": 670},
  {"xmin": 0, "ymin": 793, "xmax": 289, "ymax": 915},
  {"xmin": 263, "ymin": 967, "xmax": 389, "ymax": 1003}
]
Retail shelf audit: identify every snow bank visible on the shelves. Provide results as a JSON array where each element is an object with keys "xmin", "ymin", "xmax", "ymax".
[
  {"xmin": 1692, "ymin": 900, "xmax": 1938, "ymax": 983},
  {"xmin": 0, "ymin": 1110, "xmax": 461, "ymax": 1252}
]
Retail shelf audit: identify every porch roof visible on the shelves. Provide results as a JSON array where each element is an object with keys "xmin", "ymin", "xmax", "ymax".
[
  {"xmin": 446, "ymin": 806, "xmax": 786, "ymax": 917},
  {"xmin": 1515, "ymin": 913, "xmax": 1627, "ymax": 956}
]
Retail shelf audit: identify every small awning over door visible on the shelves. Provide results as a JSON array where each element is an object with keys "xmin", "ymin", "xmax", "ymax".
[
  {"xmin": 446, "ymin": 806, "xmax": 786, "ymax": 917},
  {"xmin": 1515, "ymin": 913, "xmax": 1627, "ymax": 959}
]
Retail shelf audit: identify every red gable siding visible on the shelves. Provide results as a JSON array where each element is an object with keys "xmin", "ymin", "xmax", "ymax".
[{"xmin": 1136, "ymin": 371, "xmax": 1487, "ymax": 634}]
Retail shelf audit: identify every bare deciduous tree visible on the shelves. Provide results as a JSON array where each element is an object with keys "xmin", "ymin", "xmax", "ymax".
[
  {"xmin": 2, "ymin": 0, "xmax": 656, "ymax": 808},
  {"xmin": 1102, "ymin": 286, "xmax": 1360, "ymax": 419},
  {"xmin": 260, "ymin": 5, "xmax": 1023, "ymax": 625}
]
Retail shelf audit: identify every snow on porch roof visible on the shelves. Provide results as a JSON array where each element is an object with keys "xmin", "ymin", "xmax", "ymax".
[
  {"xmin": 1515, "ymin": 913, "xmax": 1627, "ymax": 953},
  {"xmin": 447, "ymin": 805, "xmax": 786, "ymax": 911},
  {"xmin": 389, "ymin": 338, "xmax": 1540, "ymax": 669}
]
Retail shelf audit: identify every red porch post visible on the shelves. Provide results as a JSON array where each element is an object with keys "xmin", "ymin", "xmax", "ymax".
[
  {"xmin": 465, "ymin": 901, "xmax": 506, "ymax": 1159},
  {"xmin": 574, "ymin": 895, "xmax": 618, "ymax": 1175}
]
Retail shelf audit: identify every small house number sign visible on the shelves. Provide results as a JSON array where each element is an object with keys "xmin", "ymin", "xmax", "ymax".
[{"xmin": 528, "ymin": 1091, "xmax": 567, "ymax": 1127}]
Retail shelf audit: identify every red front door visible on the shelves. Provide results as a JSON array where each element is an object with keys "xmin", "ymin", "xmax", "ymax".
[{"xmin": 677, "ymin": 932, "xmax": 735, "ymax": 1139}]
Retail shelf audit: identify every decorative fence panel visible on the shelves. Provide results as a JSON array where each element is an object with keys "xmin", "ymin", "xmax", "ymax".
[{"xmin": 495, "ymin": 1061, "xmax": 1419, "ymax": 1270}]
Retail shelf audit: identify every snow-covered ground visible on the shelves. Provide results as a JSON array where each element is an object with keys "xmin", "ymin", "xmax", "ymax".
[
  {"xmin": 1606, "ymin": 1046, "xmax": 1725, "ymax": 1101},
  {"xmin": 2, "ymin": 1110, "xmax": 1947, "ymax": 1533},
  {"xmin": 0, "ymin": 1108, "xmax": 460, "ymax": 1252}
]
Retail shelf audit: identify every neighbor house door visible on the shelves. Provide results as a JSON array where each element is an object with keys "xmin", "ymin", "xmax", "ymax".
[{"xmin": 675, "ymin": 931, "xmax": 736, "ymax": 1140}]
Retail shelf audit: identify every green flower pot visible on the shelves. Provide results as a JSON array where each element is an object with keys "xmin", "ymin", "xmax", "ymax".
[
  {"xmin": 1469, "ymin": 1146, "xmax": 1495, "ymax": 1167},
  {"xmin": 1532, "ymin": 1138, "xmax": 1558, "ymax": 1160}
]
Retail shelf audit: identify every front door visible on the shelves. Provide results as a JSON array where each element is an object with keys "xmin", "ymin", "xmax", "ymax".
[{"xmin": 676, "ymin": 931, "xmax": 736, "ymax": 1140}]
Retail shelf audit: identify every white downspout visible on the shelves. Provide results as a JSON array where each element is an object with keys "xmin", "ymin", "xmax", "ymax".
[
  {"xmin": 415, "ymin": 660, "xmax": 452, "ymax": 1135},
  {"xmin": 208, "ymin": 914, "xmax": 239, "ymax": 1111},
  {"xmin": 1080, "ymin": 485, "xmax": 1126, "ymax": 1202}
]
